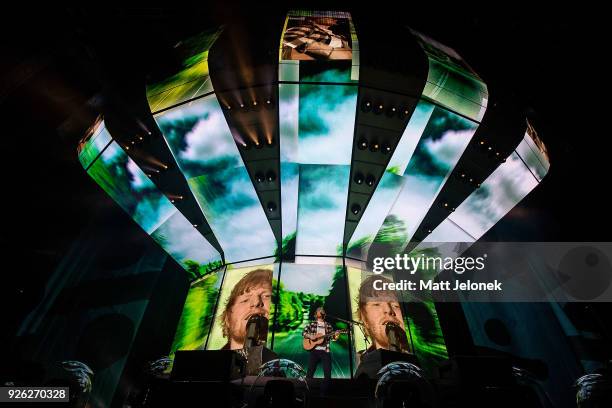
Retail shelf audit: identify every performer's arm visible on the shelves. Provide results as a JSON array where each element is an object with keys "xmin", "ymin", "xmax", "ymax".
[
  {"xmin": 302, "ymin": 323, "xmax": 313, "ymax": 340},
  {"xmin": 328, "ymin": 323, "xmax": 340, "ymax": 341},
  {"xmin": 302, "ymin": 323, "xmax": 322, "ymax": 340}
]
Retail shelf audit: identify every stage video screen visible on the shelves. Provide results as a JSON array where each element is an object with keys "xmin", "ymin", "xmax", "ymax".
[
  {"xmin": 169, "ymin": 267, "xmax": 225, "ymax": 355},
  {"xmin": 77, "ymin": 117, "xmax": 111, "ymax": 169},
  {"xmin": 411, "ymin": 29, "xmax": 488, "ymax": 122},
  {"xmin": 281, "ymin": 12, "xmax": 353, "ymax": 61},
  {"xmin": 271, "ymin": 262, "xmax": 351, "ymax": 378},
  {"xmin": 346, "ymin": 102, "xmax": 477, "ymax": 261},
  {"xmin": 154, "ymin": 95, "xmax": 277, "ymax": 263},
  {"xmin": 146, "ymin": 28, "xmax": 222, "ymax": 113},
  {"xmin": 207, "ymin": 264, "xmax": 278, "ymax": 350},
  {"xmin": 279, "ymin": 73, "xmax": 357, "ymax": 259},
  {"xmin": 347, "ymin": 266, "xmax": 448, "ymax": 376},
  {"xmin": 85, "ymin": 139, "xmax": 222, "ymax": 279}
]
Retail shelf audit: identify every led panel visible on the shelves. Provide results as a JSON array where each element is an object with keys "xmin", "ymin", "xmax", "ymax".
[
  {"xmin": 77, "ymin": 119, "xmax": 112, "ymax": 169},
  {"xmin": 146, "ymin": 29, "xmax": 222, "ymax": 113},
  {"xmin": 154, "ymin": 95, "xmax": 277, "ymax": 263},
  {"xmin": 206, "ymin": 263, "xmax": 278, "ymax": 350},
  {"xmin": 85, "ymin": 139, "xmax": 222, "ymax": 278},
  {"xmin": 281, "ymin": 11, "xmax": 354, "ymax": 61},
  {"xmin": 349, "ymin": 105, "xmax": 478, "ymax": 260},
  {"xmin": 169, "ymin": 267, "xmax": 225, "ymax": 354},
  {"xmin": 271, "ymin": 262, "xmax": 351, "ymax": 378},
  {"xmin": 347, "ymin": 100, "xmax": 435, "ymax": 259},
  {"xmin": 416, "ymin": 128, "xmax": 550, "ymax": 254},
  {"xmin": 346, "ymin": 267, "xmax": 448, "ymax": 375},
  {"xmin": 412, "ymin": 30, "xmax": 488, "ymax": 122},
  {"xmin": 448, "ymin": 148, "xmax": 539, "ymax": 239}
]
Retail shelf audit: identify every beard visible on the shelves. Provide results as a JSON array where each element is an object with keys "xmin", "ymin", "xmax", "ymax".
[
  {"xmin": 366, "ymin": 317, "xmax": 404, "ymax": 349},
  {"xmin": 228, "ymin": 310, "xmax": 268, "ymax": 345}
]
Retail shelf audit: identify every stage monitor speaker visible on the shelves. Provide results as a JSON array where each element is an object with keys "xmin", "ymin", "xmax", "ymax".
[
  {"xmin": 354, "ymin": 349, "xmax": 420, "ymax": 379},
  {"xmin": 451, "ymin": 355, "xmax": 514, "ymax": 387},
  {"xmin": 171, "ymin": 350, "xmax": 245, "ymax": 382}
]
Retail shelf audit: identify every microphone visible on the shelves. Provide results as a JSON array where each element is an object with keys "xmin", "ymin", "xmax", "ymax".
[
  {"xmin": 384, "ymin": 322, "xmax": 409, "ymax": 353},
  {"xmin": 245, "ymin": 314, "xmax": 268, "ymax": 348}
]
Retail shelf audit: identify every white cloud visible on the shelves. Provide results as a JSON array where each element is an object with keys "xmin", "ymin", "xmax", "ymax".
[{"xmin": 424, "ymin": 128, "xmax": 474, "ymax": 170}]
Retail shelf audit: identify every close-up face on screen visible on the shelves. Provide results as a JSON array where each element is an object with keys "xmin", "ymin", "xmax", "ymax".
[
  {"xmin": 206, "ymin": 264, "xmax": 277, "ymax": 350},
  {"xmin": 5, "ymin": 5, "xmax": 606, "ymax": 408}
]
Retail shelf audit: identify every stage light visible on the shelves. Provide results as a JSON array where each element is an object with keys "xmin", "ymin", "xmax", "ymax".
[
  {"xmin": 370, "ymin": 142, "xmax": 380, "ymax": 152},
  {"xmin": 374, "ymin": 103, "xmax": 384, "ymax": 114},
  {"xmin": 361, "ymin": 100, "xmax": 372, "ymax": 112},
  {"xmin": 386, "ymin": 106, "xmax": 397, "ymax": 117},
  {"xmin": 351, "ymin": 204, "xmax": 361, "ymax": 215},
  {"xmin": 400, "ymin": 107, "xmax": 411, "ymax": 119},
  {"xmin": 358, "ymin": 138, "xmax": 368, "ymax": 150},
  {"xmin": 366, "ymin": 174, "xmax": 376, "ymax": 187},
  {"xmin": 253, "ymin": 101, "xmax": 258, "ymax": 106},
  {"xmin": 382, "ymin": 143, "xmax": 392, "ymax": 154},
  {"xmin": 193, "ymin": 224, "xmax": 198, "ymax": 227},
  {"xmin": 267, "ymin": 202, "xmax": 277, "ymax": 213},
  {"xmin": 266, "ymin": 99, "xmax": 271, "ymax": 104},
  {"xmin": 255, "ymin": 141, "xmax": 264, "ymax": 149},
  {"xmin": 266, "ymin": 171, "xmax": 276, "ymax": 182},
  {"xmin": 255, "ymin": 172, "xmax": 265, "ymax": 183},
  {"xmin": 354, "ymin": 172, "xmax": 364, "ymax": 185}
]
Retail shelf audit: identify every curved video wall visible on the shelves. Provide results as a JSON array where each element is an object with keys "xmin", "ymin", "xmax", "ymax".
[{"xmin": 77, "ymin": 10, "xmax": 550, "ymax": 379}]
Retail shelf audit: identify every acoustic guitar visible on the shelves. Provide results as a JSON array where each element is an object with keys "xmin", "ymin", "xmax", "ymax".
[{"xmin": 302, "ymin": 329, "xmax": 348, "ymax": 351}]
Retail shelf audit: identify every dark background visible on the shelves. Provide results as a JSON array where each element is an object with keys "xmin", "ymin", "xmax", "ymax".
[{"xmin": 0, "ymin": 2, "xmax": 607, "ymax": 361}]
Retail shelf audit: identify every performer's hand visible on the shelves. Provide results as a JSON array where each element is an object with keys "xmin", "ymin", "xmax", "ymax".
[{"xmin": 333, "ymin": 332, "xmax": 340, "ymax": 340}]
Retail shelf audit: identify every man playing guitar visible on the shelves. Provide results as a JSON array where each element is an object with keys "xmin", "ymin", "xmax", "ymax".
[{"xmin": 301, "ymin": 307, "xmax": 341, "ymax": 380}]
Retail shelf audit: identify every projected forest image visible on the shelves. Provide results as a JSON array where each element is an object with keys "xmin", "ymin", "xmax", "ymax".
[
  {"xmin": 146, "ymin": 29, "xmax": 222, "ymax": 113},
  {"xmin": 170, "ymin": 270, "xmax": 223, "ymax": 355},
  {"xmin": 271, "ymin": 263, "xmax": 351, "ymax": 378}
]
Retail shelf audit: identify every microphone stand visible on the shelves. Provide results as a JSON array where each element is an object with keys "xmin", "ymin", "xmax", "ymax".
[{"xmin": 326, "ymin": 314, "xmax": 370, "ymax": 348}]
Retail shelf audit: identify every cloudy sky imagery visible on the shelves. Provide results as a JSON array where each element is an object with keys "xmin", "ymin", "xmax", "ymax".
[
  {"xmin": 449, "ymin": 148, "xmax": 539, "ymax": 238},
  {"xmin": 156, "ymin": 96, "xmax": 277, "ymax": 262},
  {"xmin": 89, "ymin": 139, "xmax": 221, "ymax": 268}
]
